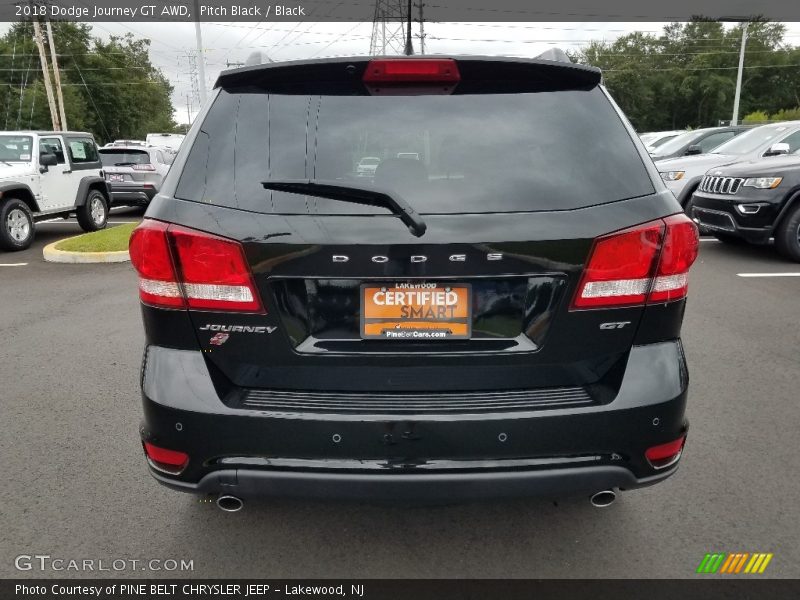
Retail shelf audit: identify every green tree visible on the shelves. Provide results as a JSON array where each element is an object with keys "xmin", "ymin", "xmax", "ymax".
[
  {"xmin": 572, "ymin": 19, "xmax": 800, "ymax": 131},
  {"xmin": 0, "ymin": 21, "xmax": 176, "ymax": 142}
]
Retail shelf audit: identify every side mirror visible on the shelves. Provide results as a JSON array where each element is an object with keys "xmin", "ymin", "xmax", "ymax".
[
  {"xmin": 39, "ymin": 153, "xmax": 58, "ymax": 171},
  {"xmin": 765, "ymin": 142, "xmax": 790, "ymax": 157},
  {"xmin": 685, "ymin": 145, "xmax": 703, "ymax": 155}
]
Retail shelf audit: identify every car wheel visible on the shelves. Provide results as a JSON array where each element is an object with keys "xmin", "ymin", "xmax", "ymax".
[
  {"xmin": 775, "ymin": 204, "xmax": 800, "ymax": 262},
  {"xmin": 0, "ymin": 198, "xmax": 35, "ymax": 251},
  {"xmin": 713, "ymin": 233, "xmax": 746, "ymax": 245},
  {"xmin": 76, "ymin": 189, "xmax": 108, "ymax": 232}
]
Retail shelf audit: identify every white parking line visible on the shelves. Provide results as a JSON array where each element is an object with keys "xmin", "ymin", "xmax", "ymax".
[
  {"xmin": 699, "ymin": 238, "xmax": 720, "ymax": 242},
  {"xmin": 38, "ymin": 220, "xmax": 137, "ymax": 224},
  {"xmin": 737, "ymin": 273, "xmax": 800, "ymax": 278},
  {"xmin": 0, "ymin": 263, "xmax": 27, "ymax": 267}
]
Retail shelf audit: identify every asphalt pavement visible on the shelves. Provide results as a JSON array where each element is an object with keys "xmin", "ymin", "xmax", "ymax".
[{"xmin": 1, "ymin": 215, "xmax": 798, "ymax": 578}]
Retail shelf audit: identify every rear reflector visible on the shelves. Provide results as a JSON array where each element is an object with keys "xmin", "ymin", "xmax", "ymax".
[
  {"xmin": 645, "ymin": 435, "xmax": 686, "ymax": 469},
  {"xmin": 143, "ymin": 441, "xmax": 189, "ymax": 473},
  {"xmin": 363, "ymin": 58, "xmax": 460, "ymax": 84},
  {"xmin": 129, "ymin": 220, "xmax": 264, "ymax": 313},
  {"xmin": 571, "ymin": 213, "xmax": 699, "ymax": 310}
]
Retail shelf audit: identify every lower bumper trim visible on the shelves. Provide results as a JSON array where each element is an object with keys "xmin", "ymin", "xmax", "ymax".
[{"xmin": 150, "ymin": 464, "xmax": 678, "ymax": 501}]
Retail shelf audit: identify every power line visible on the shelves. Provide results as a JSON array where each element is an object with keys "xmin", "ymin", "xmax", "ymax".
[{"xmin": 605, "ymin": 63, "xmax": 800, "ymax": 71}]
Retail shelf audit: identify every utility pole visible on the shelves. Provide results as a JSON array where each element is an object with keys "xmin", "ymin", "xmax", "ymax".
[
  {"xmin": 731, "ymin": 22, "xmax": 749, "ymax": 126},
  {"xmin": 415, "ymin": 2, "xmax": 425, "ymax": 54},
  {"xmin": 45, "ymin": 19, "xmax": 67, "ymax": 130},
  {"xmin": 31, "ymin": 16, "xmax": 60, "ymax": 130},
  {"xmin": 404, "ymin": 0, "xmax": 414, "ymax": 55},
  {"xmin": 370, "ymin": 0, "xmax": 411, "ymax": 56},
  {"xmin": 186, "ymin": 95, "xmax": 192, "ymax": 126},
  {"xmin": 193, "ymin": 0, "xmax": 207, "ymax": 104}
]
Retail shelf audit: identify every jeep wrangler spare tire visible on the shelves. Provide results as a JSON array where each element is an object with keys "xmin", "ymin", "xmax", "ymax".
[{"xmin": 0, "ymin": 198, "xmax": 35, "ymax": 251}]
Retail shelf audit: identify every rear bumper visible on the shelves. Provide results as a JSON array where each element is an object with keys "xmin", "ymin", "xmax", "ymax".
[
  {"xmin": 149, "ymin": 462, "xmax": 678, "ymax": 501},
  {"xmin": 139, "ymin": 341, "xmax": 689, "ymax": 500},
  {"xmin": 108, "ymin": 184, "xmax": 157, "ymax": 206}
]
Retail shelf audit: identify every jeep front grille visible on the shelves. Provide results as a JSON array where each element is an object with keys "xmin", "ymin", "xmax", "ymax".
[{"xmin": 699, "ymin": 175, "xmax": 744, "ymax": 195}]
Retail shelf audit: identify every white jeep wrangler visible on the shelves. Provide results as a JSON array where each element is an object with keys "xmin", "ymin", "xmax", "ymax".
[{"xmin": 0, "ymin": 131, "xmax": 110, "ymax": 251}]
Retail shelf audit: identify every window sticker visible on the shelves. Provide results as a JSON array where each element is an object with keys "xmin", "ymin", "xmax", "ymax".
[{"xmin": 70, "ymin": 141, "xmax": 87, "ymax": 160}]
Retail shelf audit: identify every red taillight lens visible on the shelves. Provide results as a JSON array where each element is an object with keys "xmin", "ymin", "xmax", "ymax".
[
  {"xmin": 572, "ymin": 220, "xmax": 663, "ymax": 309},
  {"xmin": 143, "ymin": 441, "xmax": 189, "ymax": 472},
  {"xmin": 170, "ymin": 225, "xmax": 262, "ymax": 312},
  {"xmin": 645, "ymin": 435, "xmax": 686, "ymax": 469},
  {"xmin": 649, "ymin": 214, "xmax": 699, "ymax": 303},
  {"xmin": 129, "ymin": 220, "xmax": 263, "ymax": 313},
  {"xmin": 571, "ymin": 214, "xmax": 699, "ymax": 310},
  {"xmin": 129, "ymin": 220, "xmax": 184, "ymax": 308},
  {"xmin": 363, "ymin": 58, "xmax": 460, "ymax": 83},
  {"xmin": 133, "ymin": 164, "xmax": 156, "ymax": 171}
]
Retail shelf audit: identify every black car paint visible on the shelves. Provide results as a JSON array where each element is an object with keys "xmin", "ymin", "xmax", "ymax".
[
  {"xmin": 137, "ymin": 56, "xmax": 691, "ymax": 500},
  {"xmin": 692, "ymin": 155, "xmax": 800, "ymax": 243}
]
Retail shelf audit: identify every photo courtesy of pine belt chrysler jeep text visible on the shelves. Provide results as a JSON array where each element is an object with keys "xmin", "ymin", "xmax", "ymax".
[{"xmin": 130, "ymin": 55, "xmax": 699, "ymax": 510}]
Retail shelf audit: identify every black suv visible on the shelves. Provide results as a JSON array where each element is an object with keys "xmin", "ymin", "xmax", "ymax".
[
  {"xmin": 130, "ymin": 56, "xmax": 699, "ymax": 509},
  {"xmin": 691, "ymin": 155, "xmax": 800, "ymax": 261}
]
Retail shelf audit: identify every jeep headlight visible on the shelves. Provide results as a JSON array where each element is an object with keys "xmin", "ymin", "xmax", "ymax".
[
  {"xmin": 660, "ymin": 171, "xmax": 685, "ymax": 182},
  {"xmin": 743, "ymin": 177, "xmax": 782, "ymax": 189}
]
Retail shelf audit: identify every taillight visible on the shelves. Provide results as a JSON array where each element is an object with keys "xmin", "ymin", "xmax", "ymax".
[
  {"xmin": 143, "ymin": 441, "xmax": 189, "ymax": 473},
  {"xmin": 363, "ymin": 58, "xmax": 460, "ymax": 84},
  {"xmin": 571, "ymin": 213, "xmax": 698, "ymax": 310},
  {"xmin": 129, "ymin": 220, "xmax": 264, "ymax": 313},
  {"xmin": 649, "ymin": 214, "xmax": 700, "ymax": 302},
  {"xmin": 129, "ymin": 220, "xmax": 184, "ymax": 308},
  {"xmin": 645, "ymin": 435, "xmax": 686, "ymax": 470},
  {"xmin": 133, "ymin": 164, "xmax": 156, "ymax": 171}
]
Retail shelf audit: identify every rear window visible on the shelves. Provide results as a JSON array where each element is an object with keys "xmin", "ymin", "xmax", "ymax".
[
  {"xmin": 99, "ymin": 149, "xmax": 150, "ymax": 167},
  {"xmin": 176, "ymin": 87, "xmax": 653, "ymax": 214}
]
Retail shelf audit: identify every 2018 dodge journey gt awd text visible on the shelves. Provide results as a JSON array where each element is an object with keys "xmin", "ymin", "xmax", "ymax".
[{"xmin": 130, "ymin": 55, "xmax": 699, "ymax": 509}]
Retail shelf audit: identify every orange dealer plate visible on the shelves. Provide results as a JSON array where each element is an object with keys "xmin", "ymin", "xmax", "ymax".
[{"xmin": 360, "ymin": 283, "xmax": 472, "ymax": 340}]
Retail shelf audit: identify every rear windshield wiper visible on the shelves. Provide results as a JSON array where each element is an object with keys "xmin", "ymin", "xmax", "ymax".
[
  {"xmin": 262, "ymin": 179, "xmax": 427, "ymax": 237},
  {"xmin": 114, "ymin": 162, "xmax": 139, "ymax": 167}
]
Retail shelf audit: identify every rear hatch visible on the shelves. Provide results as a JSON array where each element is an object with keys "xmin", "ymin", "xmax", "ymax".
[
  {"xmin": 99, "ymin": 147, "xmax": 160, "ymax": 187},
  {"xmin": 144, "ymin": 57, "xmax": 688, "ymax": 397}
]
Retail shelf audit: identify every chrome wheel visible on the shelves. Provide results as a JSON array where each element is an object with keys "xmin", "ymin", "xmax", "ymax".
[
  {"xmin": 7, "ymin": 208, "xmax": 31, "ymax": 242},
  {"xmin": 90, "ymin": 196, "xmax": 105, "ymax": 225}
]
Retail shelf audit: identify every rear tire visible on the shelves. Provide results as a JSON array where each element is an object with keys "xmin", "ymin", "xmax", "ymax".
[
  {"xmin": 0, "ymin": 198, "xmax": 35, "ymax": 251},
  {"xmin": 713, "ymin": 233, "xmax": 746, "ymax": 245},
  {"xmin": 774, "ymin": 204, "xmax": 800, "ymax": 262},
  {"xmin": 76, "ymin": 189, "xmax": 108, "ymax": 232}
]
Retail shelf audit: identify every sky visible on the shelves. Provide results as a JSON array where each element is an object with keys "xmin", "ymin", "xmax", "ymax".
[{"xmin": 5, "ymin": 20, "xmax": 800, "ymax": 124}]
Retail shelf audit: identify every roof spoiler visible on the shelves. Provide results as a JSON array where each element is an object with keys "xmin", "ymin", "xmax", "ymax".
[{"xmin": 215, "ymin": 56, "xmax": 601, "ymax": 92}]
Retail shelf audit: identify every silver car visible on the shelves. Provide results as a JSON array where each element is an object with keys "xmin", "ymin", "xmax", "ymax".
[
  {"xmin": 655, "ymin": 121, "xmax": 800, "ymax": 207},
  {"xmin": 99, "ymin": 145, "xmax": 173, "ymax": 207}
]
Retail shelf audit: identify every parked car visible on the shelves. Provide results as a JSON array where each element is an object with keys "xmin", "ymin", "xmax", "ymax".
[
  {"xmin": 145, "ymin": 133, "xmax": 185, "ymax": 153},
  {"xmin": 691, "ymin": 153, "xmax": 800, "ymax": 260},
  {"xmin": 655, "ymin": 121, "xmax": 800, "ymax": 208},
  {"xmin": 648, "ymin": 126, "xmax": 750, "ymax": 161},
  {"xmin": 105, "ymin": 139, "xmax": 147, "ymax": 147},
  {"xmin": 99, "ymin": 145, "xmax": 173, "ymax": 207},
  {"xmin": 640, "ymin": 130, "xmax": 684, "ymax": 151},
  {"xmin": 130, "ymin": 55, "xmax": 698, "ymax": 508},
  {"xmin": 356, "ymin": 156, "xmax": 381, "ymax": 177},
  {"xmin": 0, "ymin": 131, "xmax": 109, "ymax": 251}
]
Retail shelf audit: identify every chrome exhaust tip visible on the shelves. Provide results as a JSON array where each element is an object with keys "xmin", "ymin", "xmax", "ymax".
[
  {"xmin": 216, "ymin": 495, "xmax": 244, "ymax": 512},
  {"xmin": 590, "ymin": 490, "xmax": 616, "ymax": 508}
]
